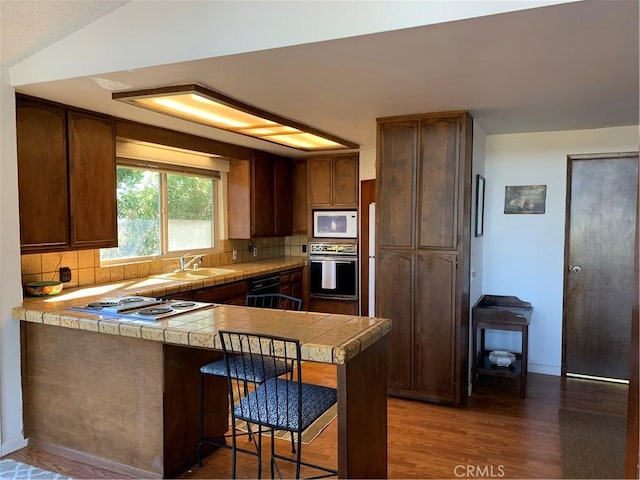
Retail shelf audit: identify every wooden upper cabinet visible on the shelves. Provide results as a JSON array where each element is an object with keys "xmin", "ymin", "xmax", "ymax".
[
  {"xmin": 307, "ymin": 155, "xmax": 358, "ymax": 208},
  {"xmin": 16, "ymin": 97, "xmax": 70, "ymax": 252},
  {"xmin": 227, "ymin": 159, "xmax": 251, "ymax": 239},
  {"xmin": 378, "ymin": 122, "xmax": 417, "ymax": 249},
  {"xmin": 16, "ymin": 96, "xmax": 117, "ymax": 253},
  {"xmin": 292, "ymin": 160, "xmax": 308, "ymax": 234},
  {"xmin": 251, "ymin": 151, "xmax": 276, "ymax": 237},
  {"xmin": 67, "ymin": 110, "xmax": 117, "ymax": 249},
  {"xmin": 308, "ymin": 157, "xmax": 333, "ymax": 206},
  {"xmin": 417, "ymin": 117, "xmax": 460, "ymax": 250},
  {"xmin": 333, "ymin": 156, "xmax": 358, "ymax": 206},
  {"xmin": 273, "ymin": 156, "xmax": 293, "ymax": 236},
  {"xmin": 228, "ymin": 151, "xmax": 293, "ymax": 238}
]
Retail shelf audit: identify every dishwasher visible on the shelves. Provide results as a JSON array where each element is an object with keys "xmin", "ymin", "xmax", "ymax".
[{"xmin": 247, "ymin": 274, "xmax": 280, "ymax": 295}]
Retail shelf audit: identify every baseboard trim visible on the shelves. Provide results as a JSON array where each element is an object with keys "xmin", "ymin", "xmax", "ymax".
[
  {"xmin": 0, "ymin": 436, "xmax": 28, "ymax": 456},
  {"xmin": 529, "ymin": 363, "xmax": 561, "ymax": 376},
  {"xmin": 29, "ymin": 439, "xmax": 161, "ymax": 479}
]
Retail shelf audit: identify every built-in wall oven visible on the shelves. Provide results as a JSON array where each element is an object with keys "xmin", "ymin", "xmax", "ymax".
[{"xmin": 309, "ymin": 243, "xmax": 358, "ymax": 300}]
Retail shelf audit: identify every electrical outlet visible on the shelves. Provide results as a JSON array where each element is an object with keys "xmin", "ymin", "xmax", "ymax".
[
  {"xmin": 59, "ymin": 267, "xmax": 72, "ymax": 283},
  {"xmin": 232, "ymin": 250, "xmax": 237, "ymax": 261},
  {"xmin": 253, "ymin": 247, "xmax": 258, "ymax": 257}
]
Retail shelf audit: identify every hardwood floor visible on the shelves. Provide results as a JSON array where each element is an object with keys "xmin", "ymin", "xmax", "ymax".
[{"xmin": 3, "ymin": 362, "xmax": 628, "ymax": 479}]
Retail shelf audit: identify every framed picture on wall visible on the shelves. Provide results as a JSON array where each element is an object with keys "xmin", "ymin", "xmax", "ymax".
[
  {"xmin": 475, "ymin": 175, "xmax": 485, "ymax": 237},
  {"xmin": 504, "ymin": 184, "xmax": 547, "ymax": 214}
]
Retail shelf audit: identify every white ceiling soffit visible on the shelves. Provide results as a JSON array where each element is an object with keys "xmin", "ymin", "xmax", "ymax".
[{"xmin": 8, "ymin": 0, "xmax": 575, "ymax": 85}]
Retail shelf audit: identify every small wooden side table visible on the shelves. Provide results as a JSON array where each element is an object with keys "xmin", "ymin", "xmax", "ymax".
[{"xmin": 472, "ymin": 295, "xmax": 533, "ymax": 398}]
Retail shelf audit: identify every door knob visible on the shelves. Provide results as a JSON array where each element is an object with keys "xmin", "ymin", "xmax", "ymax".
[{"xmin": 569, "ymin": 265, "xmax": 582, "ymax": 274}]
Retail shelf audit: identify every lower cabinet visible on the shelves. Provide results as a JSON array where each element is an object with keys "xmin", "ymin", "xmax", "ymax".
[
  {"xmin": 192, "ymin": 281, "xmax": 248, "ymax": 306},
  {"xmin": 308, "ymin": 298, "xmax": 358, "ymax": 315},
  {"xmin": 279, "ymin": 268, "xmax": 303, "ymax": 300},
  {"xmin": 378, "ymin": 249, "xmax": 466, "ymax": 404},
  {"xmin": 166, "ymin": 267, "xmax": 305, "ymax": 307}
]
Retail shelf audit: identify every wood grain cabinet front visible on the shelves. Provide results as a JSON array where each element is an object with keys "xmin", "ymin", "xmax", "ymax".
[
  {"xmin": 307, "ymin": 154, "xmax": 358, "ymax": 208},
  {"xmin": 192, "ymin": 280, "xmax": 249, "ymax": 306},
  {"xmin": 16, "ymin": 96, "xmax": 69, "ymax": 252},
  {"xmin": 16, "ymin": 95, "xmax": 117, "ymax": 253},
  {"xmin": 292, "ymin": 160, "xmax": 308, "ymax": 234},
  {"xmin": 279, "ymin": 267, "xmax": 304, "ymax": 303},
  {"xmin": 228, "ymin": 151, "xmax": 293, "ymax": 238},
  {"xmin": 67, "ymin": 110, "xmax": 117, "ymax": 249},
  {"xmin": 376, "ymin": 111, "xmax": 473, "ymax": 404}
]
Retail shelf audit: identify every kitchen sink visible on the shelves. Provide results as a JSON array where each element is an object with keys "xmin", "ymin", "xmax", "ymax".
[{"xmin": 155, "ymin": 267, "xmax": 236, "ymax": 281}]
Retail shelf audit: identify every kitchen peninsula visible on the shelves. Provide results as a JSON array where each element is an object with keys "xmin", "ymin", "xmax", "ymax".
[{"xmin": 13, "ymin": 260, "xmax": 390, "ymax": 479}]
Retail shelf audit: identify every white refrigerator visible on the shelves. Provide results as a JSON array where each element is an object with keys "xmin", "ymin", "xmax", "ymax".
[{"xmin": 368, "ymin": 202, "xmax": 376, "ymax": 317}]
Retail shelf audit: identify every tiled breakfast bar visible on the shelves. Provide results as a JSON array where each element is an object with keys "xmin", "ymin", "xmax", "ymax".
[{"xmin": 12, "ymin": 259, "xmax": 391, "ymax": 479}]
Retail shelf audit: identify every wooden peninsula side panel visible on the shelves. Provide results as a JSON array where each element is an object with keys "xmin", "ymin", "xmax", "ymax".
[{"xmin": 22, "ymin": 323, "xmax": 227, "ymax": 478}]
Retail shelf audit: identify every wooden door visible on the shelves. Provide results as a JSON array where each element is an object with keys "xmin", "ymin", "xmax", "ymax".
[
  {"xmin": 273, "ymin": 156, "xmax": 293, "ymax": 236},
  {"xmin": 307, "ymin": 157, "xmax": 332, "ymax": 206},
  {"xmin": 251, "ymin": 151, "xmax": 275, "ymax": 236},
  {"xmin": 564, "ymin": 153, "xmax": 638, "ymax": 380},
  {"xmin": 333, "ymin": 156, "xmax": 358, "ymax": 206},
  {"xmin": 67, "ymin": 110, "xmax": 117, "ymax": 249},
  {"xmin": 16, "ymin": 97, "xmax": 69, "ymax": 252},
  {"xmin": 417, "ymin": 117, "xmax": 459, "ymax": 249},
  {"xmin": 377, "ymin": 250, "xmax": 413, "ymax": 392},
  {"xmin": 377, "ymin": 122, "xmax": 417, "ymax": 249},
  {"xmin": 292, "ymin": 160, "xmax": 308, "ymax": 234},
  {"xmin": 414, "ymin": 252, "xmax": 456, "ymax": 402}
]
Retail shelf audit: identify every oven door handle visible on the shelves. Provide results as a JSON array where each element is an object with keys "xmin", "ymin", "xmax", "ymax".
[{"xmin": 310, "ymin": 257, "xmax": 357, "ymax": 264}]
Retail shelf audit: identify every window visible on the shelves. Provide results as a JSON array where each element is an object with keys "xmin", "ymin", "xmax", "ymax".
[{"xmin": 101, "ymin": 162, "xmax": 217, "ymax": 263}]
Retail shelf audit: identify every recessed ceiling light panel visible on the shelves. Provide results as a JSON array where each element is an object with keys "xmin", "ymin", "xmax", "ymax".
[{"xmin": 113, "ymin": 84, "xmax": 358, "ymax": 152}]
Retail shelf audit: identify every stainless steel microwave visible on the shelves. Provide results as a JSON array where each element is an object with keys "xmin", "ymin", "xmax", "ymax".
[{"xmin": 312, "ymin": 210, "xmax": 358, "ymax": 239}]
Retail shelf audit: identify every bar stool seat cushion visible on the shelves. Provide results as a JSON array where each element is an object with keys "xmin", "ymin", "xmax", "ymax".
[
  {"xmin": 201, "ymin": 354, "xmax": 292, "ymax": 383},
  {"xmin": 235, "ymin": 378, "xmax": 337, "ymax": 431}
]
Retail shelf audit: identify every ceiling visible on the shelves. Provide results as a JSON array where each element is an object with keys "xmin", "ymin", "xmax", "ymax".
[{"xmin": 2, "ymin": 0, "xmax": 638, "ymax": 158}]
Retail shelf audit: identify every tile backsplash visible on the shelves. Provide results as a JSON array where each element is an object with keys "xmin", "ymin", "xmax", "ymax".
[{"xmin": 21, "ymin": 235, "xmax": 308, "ymax": 289}]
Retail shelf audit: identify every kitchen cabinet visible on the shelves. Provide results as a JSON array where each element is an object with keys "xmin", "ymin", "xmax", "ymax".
[
  {"xmin": 376, "ymin": 111, "xmax": 473, "ymax": 404},
  {"xmin": 307, "ymin": 154, "xmax": 358, "ymax": 208},
  {"xmin": 279, "ymin": 267, "xmax": 304, "ymax": 301},
  {"xmin": 292, "ymin": 160, "xmax": 308, "ymax": 234},
  {"xmin": 273, "ymin": 155, "xmax": 293, "ymax": 235},
  {"xmin": 228, "ymin": 151, "xmax": 293, "ymax": 238},
  {"xmin": 16, "ymin": 96, "xmax": 69, "ymax": 252},
  {"xmin": 16, "ymin": 95, "xmax": 117, "ymax": 253},
  {"xmin": 192, "ymin": 280, "xmax": 248, "ymax": 306},
  {"xmin": 67, "ymin": 110, "xmax": 117, "ymax": 249}
]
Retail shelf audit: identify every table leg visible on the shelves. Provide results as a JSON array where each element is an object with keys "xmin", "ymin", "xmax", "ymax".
[
  {"xmin": 521, "ymin": 326, "xmax": 528, "ymax": 398},
  {"xmin": 337, "ymin": 337, "xmax": 387, "ymax": 478}
]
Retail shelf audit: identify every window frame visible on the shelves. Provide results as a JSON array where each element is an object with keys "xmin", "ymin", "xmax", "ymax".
[{"xmin": 100, "ymin": 158, "xmax": 221, "ymax": 266}]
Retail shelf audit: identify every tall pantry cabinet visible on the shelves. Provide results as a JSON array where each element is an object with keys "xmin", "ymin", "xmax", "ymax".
[{"xmin": 376, "ymin": 111, "xmax": 473, "ymax": 404}]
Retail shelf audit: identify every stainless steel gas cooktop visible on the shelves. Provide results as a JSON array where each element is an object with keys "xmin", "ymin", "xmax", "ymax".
[{"xmin": 68, "ymin": 295, "xmax": 215, "ymax": 321}]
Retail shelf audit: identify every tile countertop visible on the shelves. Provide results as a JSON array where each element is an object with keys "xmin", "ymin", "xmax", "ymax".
[{"xmin": 13, "ymin": 257, "xmax": 391, "ymax": 365}]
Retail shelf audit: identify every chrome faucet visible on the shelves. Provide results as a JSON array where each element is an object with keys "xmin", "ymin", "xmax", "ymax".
[{"xmin": 178, "ymin": 253, "xmax": 205, "ymax": 272}]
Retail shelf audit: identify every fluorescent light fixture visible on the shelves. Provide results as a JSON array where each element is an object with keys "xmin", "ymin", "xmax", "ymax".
[{"xmin": 113, "ymin": 84, "xmax": 358, "ymax": 152}]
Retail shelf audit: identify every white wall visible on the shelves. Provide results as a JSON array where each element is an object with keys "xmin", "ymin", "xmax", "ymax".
[
  {"xmin": 483, "ymin": 125, "xmax": 639, "ymax": 375},
  {"xmin": 470, "ymin": 121, "xmax": 487, "ymax": 306},
  {"xmin": 0, "ymin": 65, "xmax": 27, "ymax": 455}
]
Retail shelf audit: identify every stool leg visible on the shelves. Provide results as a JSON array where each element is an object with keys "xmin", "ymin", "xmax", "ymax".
[{"xmin": 197, "ymin": 373, "xmax": 205, "ymax": 468}]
